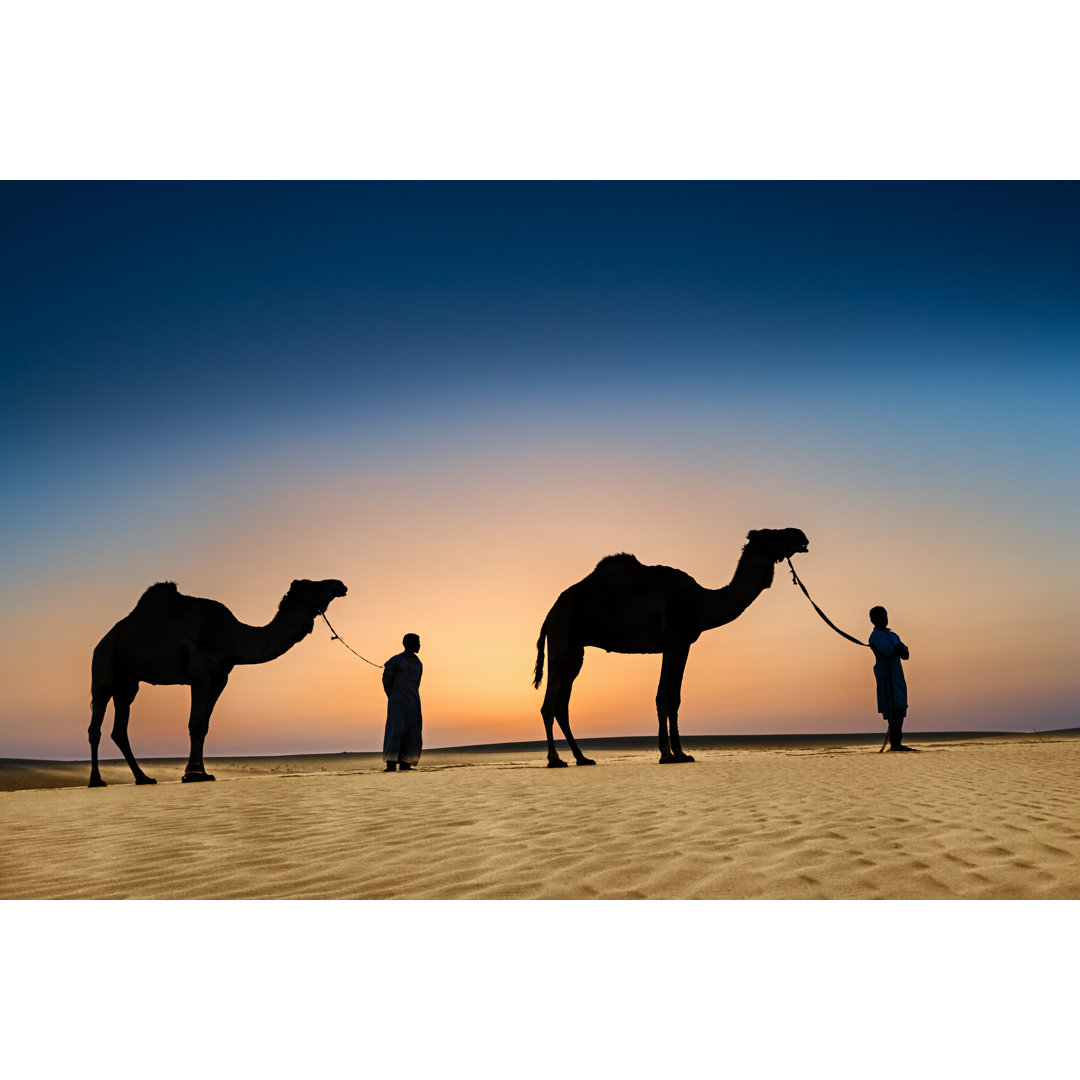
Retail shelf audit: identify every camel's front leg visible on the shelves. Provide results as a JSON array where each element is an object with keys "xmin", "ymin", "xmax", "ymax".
[
  {"xmin": 657, "ymin": 644, "xmax": 694, "ymax": 764},
  {"xmin": 183, "ymin": 673, "xmax": 227, "ymax": 783}
]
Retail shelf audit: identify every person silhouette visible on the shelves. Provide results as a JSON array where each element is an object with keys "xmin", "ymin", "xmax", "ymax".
[
  {"xmin": 869, "ymin": 607, "xmax": 913, "ymax": 751},
  {"xmin": 382, "ymin": 633, "xmax": 423, "ymax": 771}
]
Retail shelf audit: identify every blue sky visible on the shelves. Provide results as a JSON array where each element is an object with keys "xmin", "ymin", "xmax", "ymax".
[{"xmin": 6, "ymin": 181, "xmax": 1077, "ymax": 450}]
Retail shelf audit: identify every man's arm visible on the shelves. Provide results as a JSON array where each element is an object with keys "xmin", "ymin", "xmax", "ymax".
[{"xmin": 870, "ymin": 629, "xmax": 908, "ymax": 660}]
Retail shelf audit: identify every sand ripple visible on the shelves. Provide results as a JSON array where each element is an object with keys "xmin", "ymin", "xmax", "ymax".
[{"xmin": 2, "ymin": 739, "xmax": 1078, "ymax": 899}]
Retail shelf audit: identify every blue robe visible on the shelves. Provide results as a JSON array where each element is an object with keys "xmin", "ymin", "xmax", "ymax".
[
  {"xmin": 869, "ymin": 627, "xmax": 909, "ymax": 716},
  {"xmin": 382, "ymin": 651, "xmax": 423, "ymax": 765}
]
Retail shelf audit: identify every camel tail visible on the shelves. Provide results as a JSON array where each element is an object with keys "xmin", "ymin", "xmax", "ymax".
[{"xmin": 533, "ymin": 622, "xmax": 547, "ymax": 690}]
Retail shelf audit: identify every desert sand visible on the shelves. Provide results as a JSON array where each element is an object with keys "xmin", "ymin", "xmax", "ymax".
[{"xmin": 2, "ymin": 732, "xmax": 1078, "ymax": 899}]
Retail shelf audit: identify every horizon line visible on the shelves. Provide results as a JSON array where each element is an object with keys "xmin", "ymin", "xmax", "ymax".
[{"xmin": 7, "ymin": 726, "xmax": 1078, "ymax": 766}]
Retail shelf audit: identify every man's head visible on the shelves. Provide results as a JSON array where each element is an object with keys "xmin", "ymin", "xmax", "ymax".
[
  {"xmin": 403, "ymin": 633, "xmax": 421, "ymax": 654},
  {"xmin": 869, "ymin": 606, "xmax": 888, "ymax": 629}
]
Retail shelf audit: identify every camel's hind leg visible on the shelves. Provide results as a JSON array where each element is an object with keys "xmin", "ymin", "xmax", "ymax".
[
  {"xmin": 540, "ymin": 674, "xmax": 568, "ymax": 768},
  {"xmin": 88, "ymin": 689, "xmax": 110, "ymax": 787},
  {"xmin": 110, "ymin": 681, "xmax": 157, "ymax": 784},
  {"xmin": 542, "ymin": 645, "xmax": 595, "ymax": 767},
  {"xmin": 657, "ymin": 644, "xmax": 694, "ymax": 764}
]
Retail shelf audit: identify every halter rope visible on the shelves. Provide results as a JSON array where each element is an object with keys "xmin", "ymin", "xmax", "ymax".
[
  {"xmin": 785, "ymin": 559, "xmax": 869, "ymax": 648},
  {"xmin": 319, "ymin": 612, "xmax": 384, "ymax": 669}
]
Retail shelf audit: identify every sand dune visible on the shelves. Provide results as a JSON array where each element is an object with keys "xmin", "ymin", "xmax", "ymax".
[{"xmin": 2, "ymin": 733, "xmax": 1077, "ymax": 899}]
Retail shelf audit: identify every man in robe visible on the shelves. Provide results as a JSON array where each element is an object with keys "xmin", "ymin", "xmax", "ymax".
[
  {"xmin": 869, "ymin": 606, "xmax": 912, "ymax": 751},
  {"xmin": 382, "ymin": 633, "xmax": 423, "ymax": 771}
]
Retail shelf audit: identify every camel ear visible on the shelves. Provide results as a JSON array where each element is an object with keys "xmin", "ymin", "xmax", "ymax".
[{"xmin": 747, "ymin": 530, "xmax": 761, "ymax": 542}]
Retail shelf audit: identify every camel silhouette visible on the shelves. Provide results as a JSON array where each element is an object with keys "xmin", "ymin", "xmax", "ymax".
[
  {"xmin": 88, "ymin": 578, "xmax": 347, "ymax": 787},
  {"xmin": 533, "ymin": 529, "xmax": 809, "ymax": 766}
]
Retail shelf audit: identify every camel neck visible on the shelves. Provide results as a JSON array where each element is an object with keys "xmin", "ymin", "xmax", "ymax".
[
  {"xmin": 699, "ymin": 546, "xmax": 777, "ymax": 632},
  {"xmin": 231, "ymin": 605, "xmax": 314, "ymax": 665}
]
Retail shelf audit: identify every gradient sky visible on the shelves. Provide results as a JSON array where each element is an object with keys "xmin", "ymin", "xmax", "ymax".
[{"xmin": 2, "ymin": 181, "xmax": 1077, "ymax": 759}]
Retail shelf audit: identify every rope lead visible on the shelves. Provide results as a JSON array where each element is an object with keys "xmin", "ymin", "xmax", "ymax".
[
  {"xmin": 786, "ymin": 559, "xmax": 870, "ymax": 648},
  {"xmin": 319, "ymin": 612, "xmax": 385, "ymax": 670}
]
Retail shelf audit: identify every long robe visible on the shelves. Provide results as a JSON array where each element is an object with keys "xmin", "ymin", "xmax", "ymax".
[
  {"xmin": 382, "ymin": 651, "xmax": 423, "ymax": 765},
  {"xmin": 869, "ymin": 627, "xmax": 909, "ymax": 717}
]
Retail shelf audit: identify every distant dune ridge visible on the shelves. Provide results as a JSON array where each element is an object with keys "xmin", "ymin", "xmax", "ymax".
[{"xmin": 2, "ymin": 732, "xmax": 1078, "ymax": 900}]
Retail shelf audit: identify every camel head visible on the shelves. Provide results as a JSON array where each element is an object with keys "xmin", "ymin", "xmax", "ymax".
[
  {"xmin": 746, "ymin": 528, "xmax": 809, "ymax": 563},
  {"xmin": 284, "ymin": 578, "xmax": 348, "ymax": 615}
]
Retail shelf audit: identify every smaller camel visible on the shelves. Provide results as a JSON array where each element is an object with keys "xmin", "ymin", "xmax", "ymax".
[
  {"xmin": 533, "ymin": 528, "xmax": 809, "ymax": 766},
  {"xmin": 88, "ymin": 578, "xmax": 347, "ymax": 787}
]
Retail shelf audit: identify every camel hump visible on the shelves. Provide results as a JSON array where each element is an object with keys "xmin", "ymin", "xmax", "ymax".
[
  {"xmin": 133, "ymin": 581, "xmax": 181, "ymax": 610},
  {"xmin": 594, "ymin": 553, "xmax": 641, "ymax": 573},
  {"xmin": 593, "ymin": 553, "xmax": 694, "ymax": 587}
]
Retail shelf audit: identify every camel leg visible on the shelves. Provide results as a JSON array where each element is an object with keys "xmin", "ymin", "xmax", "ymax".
[
  {"xmin": 540, "ymin": 706, "xmax": 566, "ymax": 767},
  {"xmin": 558, "ymin": 717, "xmax": 596, "ymax": 765},
  {"xmin": 110, "ymin": 682, "xmax": 157, "ymax": 784},
  {"xmin": 182, "ymin": 674, "xmax": 226, "ymax": 782},
  {"xmin": 542, "ymin": 646, "xmax": 594, "ymax": 766},
  {"xmin": 554, "ymin": 646, "xmax": 594, "ymax": 766},
  {"xmin": 541, "ymin": 656, "xmax": 569, "ymax": 767},
  {"xmin": 657, "ymin": 644, "xmax": 694, "ymax": 764},
  {"xmin": 88, "ymin": 689, "xmax": 110, "ymax": 787},
  {"xmin": 657, "ymin": 701, "xmax": 673, "ymax": 762}
]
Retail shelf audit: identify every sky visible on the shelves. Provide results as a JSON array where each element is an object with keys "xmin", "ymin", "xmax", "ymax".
[{"xmin": 2, "ymin": 181, "xmax": 1078, "ymax": 759}]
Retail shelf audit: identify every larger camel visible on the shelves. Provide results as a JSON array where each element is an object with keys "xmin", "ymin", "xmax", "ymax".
[
  {"xmin": 533, "ymin": 528, "xmax": 809, "ymax": 766},
  {"xmin": 88, "ymin": 578, "xmax": 347, "ymax": 787}
]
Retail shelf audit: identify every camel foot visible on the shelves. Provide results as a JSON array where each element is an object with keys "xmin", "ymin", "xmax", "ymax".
[
  {"xmin": 88, "ymin": 776, "xmax": 107, "ymax": 788},
  {"xmin": 135, "ymin": 775, "xmax": 157, "ymax": 785},
  {"xmin": 547, "ymin": 758, "xmax": 569, "ymax": 768},
  {"xmin": 181, "ymin": 772, "xmax": 216, "ymax": 783},
  {"xmin": 673, "ymin": 754, "xmax": 695, "ymax": 763},
  {"xmin": 575, "ymin": 757, "xmax": 596, "ymax": 766}
]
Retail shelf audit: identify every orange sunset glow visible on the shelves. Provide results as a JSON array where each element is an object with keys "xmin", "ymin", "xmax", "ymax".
[{"xmin": 3, "ymin": 426, "xmax": 1075, "ymax": 759}]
